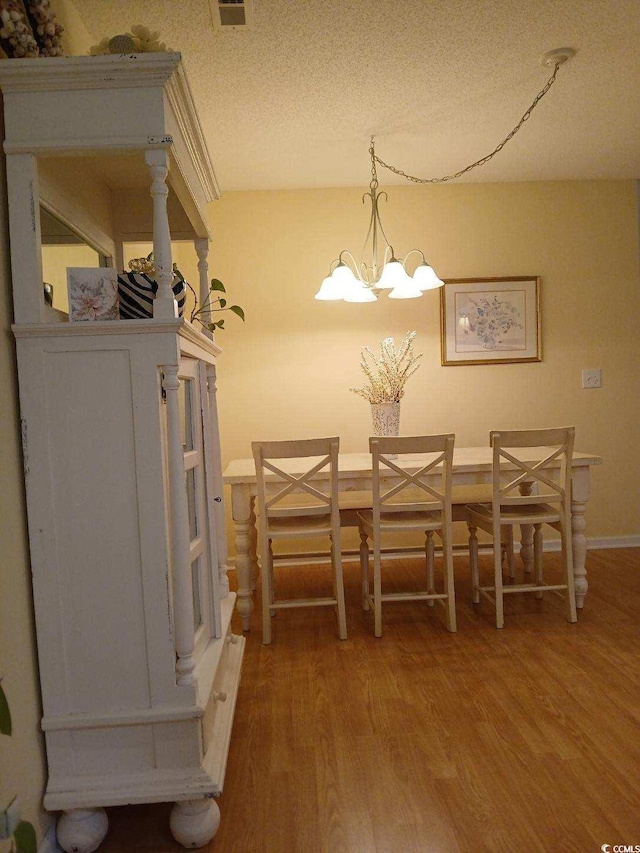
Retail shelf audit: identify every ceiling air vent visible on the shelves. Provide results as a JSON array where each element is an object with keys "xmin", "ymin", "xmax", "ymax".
[{"xmin": 210, "ymin": 0, "xmax": 254, "ymax": 31}]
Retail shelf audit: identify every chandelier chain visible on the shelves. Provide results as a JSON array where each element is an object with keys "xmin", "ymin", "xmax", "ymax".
[
  {"xmin": 369, "ymin": 137, "xmax": 379, "ymax": 189},
  {"xmin": 373, "ymin": 62, "xmax": 561, "ymax": 184}
]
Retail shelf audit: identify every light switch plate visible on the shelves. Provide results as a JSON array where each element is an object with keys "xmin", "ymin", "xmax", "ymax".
[{"xmin": 582, "ymin": 369, "xmax": 602, "ymax": 389}]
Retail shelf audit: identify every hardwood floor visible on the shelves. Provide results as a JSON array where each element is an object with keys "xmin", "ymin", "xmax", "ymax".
[{"xmin": 99, "ymin": 548, "xmax": 640, "ymax": 852}]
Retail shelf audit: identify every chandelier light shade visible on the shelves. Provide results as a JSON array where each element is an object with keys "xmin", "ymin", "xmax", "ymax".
[
  {"xmin": 412, "ymin": 261, "xmax": 444, "ymax": 291},
  {"xmin": 331, "ymin": 262, "xmax": 358, "ymax": 294},
  {"xmin": 376, "ymin": 257, "xmax": 409, "ymax": 290},
  {"xmin": 314, "ymin": 138, "xmax": 443, "ymax": 303},
  {"xmin": 388, "ymin": 279, "xmax": 423, "ymax": 299},
  {"xmin": 314, "ymin": 274, "xmax": 344, "ymax": 301}
]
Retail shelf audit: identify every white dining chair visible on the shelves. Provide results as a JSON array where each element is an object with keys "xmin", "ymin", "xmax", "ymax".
[
  {"xmin": 340, "ymin": 483, "xmax": 516, "ymax": 575},
  {"xmin": 357, "ymin": 434, "xmax": 456, "ymax": 638},
  {"xmin": 251, "ymin": 437, "xmax": 347, "ymax": 644},
  {"xmin": 466, "ymin": 427, "xmax": 577, "ymax": 629}
]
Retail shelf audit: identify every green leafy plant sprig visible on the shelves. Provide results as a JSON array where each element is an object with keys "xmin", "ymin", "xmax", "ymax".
[
  {"xmin": 190, "ymin": 278, "xmax": 245, "ymax": 333},
  {"xmin": 0, "ymin": 682, "xmax": 37, "ymax": 853},
  {"xmin": 126, "ymin": 254, "xmax": 245, "ymax": 333}
]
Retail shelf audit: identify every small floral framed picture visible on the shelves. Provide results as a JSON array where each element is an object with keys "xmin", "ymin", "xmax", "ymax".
[
  {"xmin": 440, "ymin": 277, "xmax": 541, "ymax": 366},
  {"xmin": 67, "ymin": 268, "xmax": 119, "ymax": 322}
]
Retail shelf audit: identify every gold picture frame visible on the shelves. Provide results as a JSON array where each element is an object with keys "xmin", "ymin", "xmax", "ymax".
[{"xmin": 440, "ymin": 276, "xmax": 541, "ymax": 366}]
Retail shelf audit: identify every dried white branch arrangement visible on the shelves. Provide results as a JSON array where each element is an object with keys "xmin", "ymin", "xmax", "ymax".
[
  {"xmin": 350, "ymin": 331, "xmax": 422, "ymax": 404},
  {"xmin": 0, "ymin": 0, "xmax": 64, "ymax": 58}
]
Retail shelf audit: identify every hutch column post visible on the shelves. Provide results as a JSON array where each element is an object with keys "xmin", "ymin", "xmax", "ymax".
[
  {"xmin": 206, "ymin": 363, "xmax": 230, "ymax": 597},
  {"xmin": 5, "ymin": 153, "xmax": 46, "ymax": 323},
  {"xmin": 195, "ymin": 236, "xmax": 212, "ymax": 336},
  {"xmin": 145, "ymin": 148, "xmax": 177, "ymax": 319},
  {"xmin": 163, "ymin": 363, "xmax": 197, "ymax": 685}
]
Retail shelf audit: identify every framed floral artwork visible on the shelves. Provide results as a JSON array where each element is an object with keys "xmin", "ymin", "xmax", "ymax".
[
  {"xmin": 440, "ymin": 277, "xmax": 541, "ymax": 366},
  {"xmin": 67, "ymin": 268, "xmax": 119, "ymax": 322}
]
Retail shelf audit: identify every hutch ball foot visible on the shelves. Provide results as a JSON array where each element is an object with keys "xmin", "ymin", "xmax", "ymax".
[
  {"xmin": 169, "ymin": 798, "xmax": 221, "ymax": 849},
  {"xmin": 56, "ymin": 807, "xmax": 108, "ymax": 853}
]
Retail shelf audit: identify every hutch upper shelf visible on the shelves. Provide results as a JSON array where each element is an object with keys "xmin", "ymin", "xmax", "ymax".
[{"xmin": 0, "ymin": 52, "xmax": 219, "ymax": 323}]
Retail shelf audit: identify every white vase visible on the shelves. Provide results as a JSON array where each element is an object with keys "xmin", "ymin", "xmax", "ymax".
[{"xmin": 371, "ymin": 401, "xmax": 401, "ymax": 437}]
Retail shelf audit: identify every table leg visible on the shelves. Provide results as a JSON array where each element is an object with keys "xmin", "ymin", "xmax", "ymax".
[
  {"xmin": 571, "ymin": 468, "xmax": 591, "ymax": 609},
  {"xmin": 232, "ymin": 484, "xmax": 254, "ymax": 631},
  {"xmin": 249, "ymin": 496, "xmax": 259, "ymax": 592},
  {"xmin": 519, "ymin": 481, "xmax": 534, "ymax": 573}
]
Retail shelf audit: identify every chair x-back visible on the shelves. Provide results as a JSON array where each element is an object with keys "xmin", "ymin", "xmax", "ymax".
[
  {"xmin": 357, "ymin": 434, "xmax": 456, "ymax": 637},
  {"xmin": 466, "ymin": 427, "xmax": 577, "ymax": 629},
  {"xmin": 251, "ymin": 437, "xmax": 347, "ymax": 644}
]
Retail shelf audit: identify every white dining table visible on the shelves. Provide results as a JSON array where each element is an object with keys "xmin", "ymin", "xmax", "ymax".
[{"xmin": 223, "ymin": 447, "xmax": 602, "ymax": 631}]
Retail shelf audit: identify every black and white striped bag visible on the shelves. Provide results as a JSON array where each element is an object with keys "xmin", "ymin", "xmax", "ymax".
[{"xmin": 117, "ymin": 272, "xmax": 187, "ymax": 319}]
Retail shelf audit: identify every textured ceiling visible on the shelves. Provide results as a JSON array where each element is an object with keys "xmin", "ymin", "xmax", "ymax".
[{"xmin": 71, "ymin": 0, "xmax": 640, "ymax": 192}]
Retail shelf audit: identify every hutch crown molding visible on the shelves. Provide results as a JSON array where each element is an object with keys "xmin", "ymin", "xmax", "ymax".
[{"xmin": 0, "ymin": 53, "xmax": 244, "ymax": 851}]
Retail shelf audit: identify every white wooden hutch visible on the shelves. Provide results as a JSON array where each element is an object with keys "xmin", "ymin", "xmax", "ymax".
[{"xmin": 0, "ymin": 54, "xmax": 244, "ymax": 851}]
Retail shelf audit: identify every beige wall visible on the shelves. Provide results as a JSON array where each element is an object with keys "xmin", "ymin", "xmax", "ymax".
[
  {"xmin": 54, "ymin": 0, "xmax": 93, "ymax": 56},
  {"xmin": 177, "ymin": 180, "xmax": 640, "ymax": 549},
  {"xmin": 0, "ymin": 121, "xmax": 49, "ymax": 845}
]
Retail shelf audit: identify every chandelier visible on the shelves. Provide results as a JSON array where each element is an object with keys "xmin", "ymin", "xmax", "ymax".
[
  {"xmin": 314, "ymin": 137, "xmax": 442, "ymax": 302},
  {"xmin": 315, "ymin": 48, "xmax": 575, "ymax": 304}
]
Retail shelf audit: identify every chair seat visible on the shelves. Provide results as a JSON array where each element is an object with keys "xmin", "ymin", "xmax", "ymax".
[
  {"xmin": 467, "ymin": 501, "xmax": 562, "ymax": 526},
  {"xmin": 267, "ymin": 514, "xmax": 332, "ymax": 539},
  {"xmin": 357, "ymin": 508, "xmax": 443, "ymax": 532}
]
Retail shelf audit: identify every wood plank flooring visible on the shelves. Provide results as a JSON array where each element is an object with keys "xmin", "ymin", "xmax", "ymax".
[{"xmin": 99, "ymin": 548, "xmax": 640, "ymax": 852}]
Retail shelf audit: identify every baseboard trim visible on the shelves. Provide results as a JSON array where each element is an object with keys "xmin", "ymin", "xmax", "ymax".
[
  {"xmin": 585, "ymin": 534, "xmax": 640, "ymax": 550},
  {"xmin": 225, "ymin": 535, "xmax": 640, "ymax": 569},
  {"xmin": 541, "ymin": 534, "xmax": 640, "ymax": 552},
  {"xmin": 38, "ymin": 822, "xmax": 62, "ymax": 853}
]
